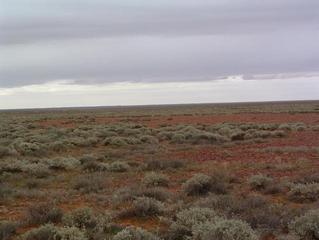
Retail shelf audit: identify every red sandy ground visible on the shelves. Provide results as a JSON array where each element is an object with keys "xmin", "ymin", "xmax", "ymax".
[
  {"xmin": 38, "ymin": 112, "xmax": 319, "ymax": 128},
  {"xmin": 36, "ymin": 111, "xmax": 319, "ymax": 181},
  {"xmin": 6, "ymin": 112, "xmax": 319, "ymax": 238}
]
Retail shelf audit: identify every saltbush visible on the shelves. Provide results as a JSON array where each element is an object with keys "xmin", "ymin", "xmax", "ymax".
[
  {"xmin": 63, "ymin": 207, "xmax": 97, "ymax": 230},
  {"xmin": 182, "ymin": 174, "xmax": 211, "ymax": 196},
  {"xmin": 20, "ymin": 224, "xmax": 58, "ymax": 240},
  {"xmin": 169, "ymin": 207, "xmax": 217, "ymax": 239},
  {"xmin": 288, "ymin": 183, "xmax": 319, "ymax": 202},
  {"xmin": 107, "ymin": 161, "xmax": 130, "ymax": 172},
  {"xmin": 0, "ymin": 221, "xmax": 17, "ymax": 240},
  {"xmin": 131, "ymin": 197, "xmax": 164, "ymax": 217},
  {"xmin": 113, "ymin": 226, "xmax": 160, "ymax": 240},
  {"xmin": 289, "ymin": 209, "xmax": 319, "ymax": 240},
  {"xmin": 248, "ymin": 174, "xmax": 273, "ymax": 191},
  {"xmin": 55, "ymin": 226, "xmax": 87, "ymax": 240},
  {"xmin": 192, "ymin": 218, "xmax": 258, "ymax": 240},
  {"xmin": 72, "ymin": 175, "xmax": 105, "ymax": 193},
  {"xmin": 25, "ymin": 203, "xmax": 63, "ymax": 224},
  {"xmin": 142, "ymin": 172, "xmax": 169, "ymax": 188}
]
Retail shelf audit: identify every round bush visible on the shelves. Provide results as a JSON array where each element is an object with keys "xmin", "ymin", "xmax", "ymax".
[
  {"xmin": 182, "ymin": 174, "xmax": 211, "ymax": 196},
  {"xmin": 289, "ymin": 209, "xmax": 319, "ymax": 240},
  {"xmin": 113, "ymin": 226, "xmax": 160, "ymax": 240},
  {"xmin": 142, "ymin": 172, "xmax": 169, "ymax": 188},
  {"xmin": 132, "ymin": 197, "xmax": 164, "ymax": 217},
  {"xmin": 248, "ymin": 174, "xmax": 273, "ymax": 191},
  {"xmin": 192, "ymin": 218, "xmax": 258, "ymax": 240},
  {"xmin": 168, "ymin": 207, "xmax": 217, "ymax": 239}
]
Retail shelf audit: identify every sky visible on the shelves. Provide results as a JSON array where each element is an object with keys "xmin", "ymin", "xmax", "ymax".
[{"xmin": 0, "ymin": 0, "xmax": 318, "ymax": 109}]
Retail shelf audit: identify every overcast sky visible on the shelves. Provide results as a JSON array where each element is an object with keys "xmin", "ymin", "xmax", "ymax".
[{"xmin": 0, "ymin": 0, "xmax": 318, "ymax": 109}]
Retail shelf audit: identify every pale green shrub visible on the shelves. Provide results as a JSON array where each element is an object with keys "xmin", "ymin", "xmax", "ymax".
[
  {"xmin": 63, "ymin": 207, "xmax": 97, "ymax": 230},
  {"xmin": 289, "ymin": 209, "xmax": 319, "ymax": 240},
  {"xmin": 129, "ymin": 197, "xmax": 164, "ymax": 217},
  {"xmin": 107, "ymin": 161, "xmax": 130, "ymax": 172},
  {"xmin": 142, "ymin": 172, "xmax": 169, "ymax": 188},
  {"xmin": 0, "ymin": 221, "xmax": 17, "ymax": 240},
  {"xmin": 20, "ymin": 224, "xmax": 58, "ymax": 240},
  {"xmin": 182, "ymin": 174, "xmax": 211, "ymax": 196},
  {"xmin": 192, "ymin": 218, "xmax": 258, "ymax": 240},
  {"xmin": 248, "ymin": 174, "xmax": 273, "ymax": 191},
  {"xmin": 113, "ymin": 226, "xmax": 160, "ymax": 240},
  {"xmin": 55, "ymin": 226, "xmax": 87, "ymax": 240},
  {"xmin": 72, "ymin": 174, "xmax": 105, "ymax": 193},
  {"xmin": 45, "ymin": 157, "xmax": 80, "ymax": 170},
  {"xmin": 169, "ymin": 207, "xmax": 217, "ymax": 239},
  {"xmin": 288, "ymin": 183, "xmax": 319, "ymax": 202}
]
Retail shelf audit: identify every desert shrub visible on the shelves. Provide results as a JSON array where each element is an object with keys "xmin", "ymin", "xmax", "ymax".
[
  {"xmin": 113, "ymin": 226, "xmax": 160, "ymax": 240},
  {"xmin": 139, "ymin": 135, "xmax": 159, "ymax": 144},
  {"xmin": 253, "ymin": 130, "xmax": 271, "ymax": 139},
  {"xmin": 138, "ymin": 187, "xmax": 171, "ymax": 202},
  {"xmin": 24, "ymin": 163, "xmax": 51, "ymax": 178},
  {"xmin": 230, "ymin": 130, "xmax": 246, "ymax": 141},
  {"xmin": 0, "ymin": 146, "xmax": 11, "ymax": 158},
  {"xmin": 182, "ymin": 174, "xmax": 211, "ymax": 196},
  {"xmin": 79, "ymin": 154, "xmax": 96, "ymax": 165},
  {"xmin": 278, "ymin": 124, "xmax": 292, "ymax": 131},
  {"xmin": 142, "ymin": 172, "xmax": 169, "ymax": 188},
  {"xmin": 289, "ymin": 209, "xmax": 319, "ymax": 240},
  {"xmin": 209, "ymin": 171, "xmax": 230, "ymax": 194},
  {"xmin": 13, "ymin": 141, "xmax": 47, "ymax": 156},
  {"xmin": 271, "ymin": 130, "xmax": 287, "ymax": 138},
  {"xmin": 103, "ymin": 137, "xmax": 128, "ymax": 146},
  {"xmin": 112, "ymin": 187, "xmax": 171, "ymax": 206},
  {"xmin": 144, "ymin": 159, "xmax": 184, "ymax": 171},
  {"xmin": 82, "ymin": 161, "xmax": 108, "ymax": 172},
  {"xmin": 296, "ymin": 173, "xmax": 319, "ymax": 184},
  {"xmin": 96, "ymin": 129, "xmax": 118, "ymax": 138},
  {"xmin": 45, "ymin": 157, "xmax": 80, "ymax": 170},
  {"xmin": 171, "ymin": 133, "xmax": 186, "ymax": 143},
  {"xmin": 72, "ymin": 174, "xmax": 105, "ymax": 193},
  {"xmin": 0, "ymin": 183, "xmax": 13, "ymax": 200},
  {"xmin": 20, "ymin": 224, "xmax": 58, "ymax": 240},
  {"xmin": 55, "ymin": 226, "xmax": 87, "ymax": 240},
  {"xmin": 288, "ymin": 183, "xmax": 319, "ymax": 202},
  {"xmin": 169, "ymin": 207, "xmax": 217, "ymax": 239},
  {"xmin": 123, "ymin": 197, "xmax": 164, "ymax": 218},
  {"xmin": 112, "ymin": 187, "xmax": 138, "ymax": 205},
  {"xmin": 107, "ymin": 161, "xmax": 130, "ymax": 172},
  {"xmin": 0, "ymin": 221, "xmax": 17, "ymax": 240},
  {"xmin": 263, "ymin": 183, "xmax": 283, "ymax": 195},
  {"xmin": 25, "ymin": 203, "xmax": 63, "ymax": 225},
  {"xmin": 217, "ymin": 126, "xmax": 233, "ymax": 136},
  {"xmin": 248, "ymin": 174, "xmax": 273, "ymax": 191},
  {"xmin": 63, "ymin": 207, "xmax": 97, "ymax": 230},
  {"xmin": 0, "ymin": 160, "xmax": 24, "ymax": 174},
  {"xmin": 49, "ymin": 141, "xmax": 69, "ymax": 152},
  {"xmin": 192, "ymin": 218, "xmax": 258, "ymax": 240},
  {"xmin": 194, "ymin": 195, "xmax": 282, "ymax": 230}
]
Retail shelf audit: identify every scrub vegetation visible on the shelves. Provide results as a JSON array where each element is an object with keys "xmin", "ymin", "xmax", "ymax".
[{"xmin": 0, "ymin": 101, "xmax": 319, "ymax": 240}]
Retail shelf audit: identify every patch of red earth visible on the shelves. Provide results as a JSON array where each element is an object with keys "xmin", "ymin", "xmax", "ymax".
[
  {"xmin": 141, "ymin": 113, "xmax": 319, "ymax": 127},
  {"xmin": 0, "ymin": 199, "xmax": 31, "ymax": 221},
  {"xmin": 37, "ymin": 112, "xmax": 319, "ymax": 128},
  {"xmin": 173, "ymin": 131, "xmax": 319, "ymax": 178},
  {"xmin": 117, "ymin": 217, "xmax": 165, "ymax": 231}
]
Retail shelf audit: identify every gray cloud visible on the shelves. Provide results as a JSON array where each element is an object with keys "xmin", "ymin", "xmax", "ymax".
[{"xmin": 0, "ymin": 0, "xmax": 319, "ymax": 87}]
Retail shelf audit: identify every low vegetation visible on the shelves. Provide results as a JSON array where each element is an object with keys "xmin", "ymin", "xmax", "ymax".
[{"xmin": 0, "ymin": 102, "xmax": 318, "ymax": 240}]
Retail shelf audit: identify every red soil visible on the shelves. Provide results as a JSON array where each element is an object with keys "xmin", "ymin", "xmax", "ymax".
[{"xmin": 37, "ymin": 112, "xmax": 319, "ymax": 128}]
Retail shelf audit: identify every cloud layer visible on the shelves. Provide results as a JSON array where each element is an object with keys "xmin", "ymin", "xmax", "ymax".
[
  {"xmin": 1, "ymin": 0, "xmax": 319, "ymax": 89},
  {"xmin": 1, "ymin": 76, "xmax": 318, "ymax": 109}
]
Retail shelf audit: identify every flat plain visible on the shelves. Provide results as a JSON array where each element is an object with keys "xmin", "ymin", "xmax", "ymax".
[{"xmin": 1, "ymin": 101, "xmax": 319, "ymax": 240}]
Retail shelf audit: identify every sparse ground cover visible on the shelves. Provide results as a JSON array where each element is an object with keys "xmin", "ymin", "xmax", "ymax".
[{"xmin": 0, "ymin": 101, "xmax": 319, "ymax": 240}]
